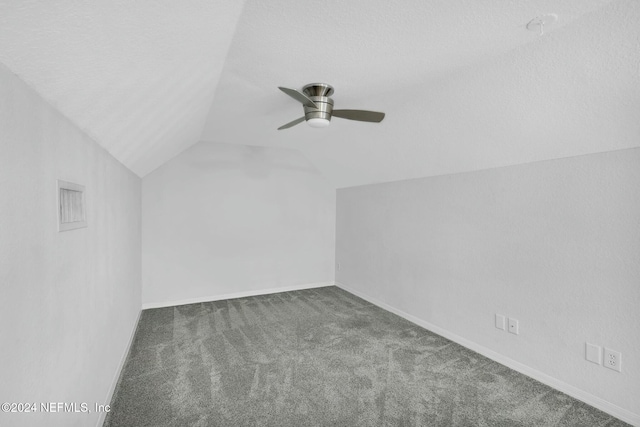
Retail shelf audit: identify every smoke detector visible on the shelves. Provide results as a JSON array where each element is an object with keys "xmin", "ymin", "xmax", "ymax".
[{"xmin": 527, "ymin": 14, "xmax": 558, "ymax": 36}]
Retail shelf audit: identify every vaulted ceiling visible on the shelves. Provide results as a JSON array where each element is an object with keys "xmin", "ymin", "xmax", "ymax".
[{"xmin": 1, "ymin": 0, "xmax": 638, "ymax": 187}]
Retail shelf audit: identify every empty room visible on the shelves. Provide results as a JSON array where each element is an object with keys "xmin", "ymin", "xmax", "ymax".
[{"xmin": 1, "ymin": 0, "xmax": 639, "ymax": 426}]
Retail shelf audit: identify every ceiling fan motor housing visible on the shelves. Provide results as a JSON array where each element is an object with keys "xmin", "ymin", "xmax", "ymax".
[
  {"xmin": 302, "ymin": 84, "xmax": 335, "ymax": 122},
  {"xmin": 304, "ymin": 96, "xmax": 333, "ymax": 122}
]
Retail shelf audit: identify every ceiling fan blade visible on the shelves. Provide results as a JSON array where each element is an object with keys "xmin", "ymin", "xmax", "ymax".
[
  {"xmin": 277, "ymin": 116, "xmax": 306, "ymax": 130},
  {"xmin": 278, "ymin": 87, "xmax": 319, "ymax": 109},
  {"xmin": 332, "ymin": 109, "xmax": 385, "ymax": 123}
]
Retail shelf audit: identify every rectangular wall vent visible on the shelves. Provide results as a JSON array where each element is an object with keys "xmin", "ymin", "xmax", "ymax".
[{"xmin": 57, "ymin": 180, "xmax": 87, "ymax": 232}]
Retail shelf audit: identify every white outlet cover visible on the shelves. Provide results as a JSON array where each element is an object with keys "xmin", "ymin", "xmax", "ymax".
[
  {"xmin": 495, "ymin": 314, "xmax": 506, "ymax": 330},
  {"xmin": 508, "ymin": 318, "xmax": 519, "ymax": 335},
  {"xmin": 585, "ymin": 343, "xmax": 601, "ymax": 365},
  {"xmin": 603, "ymin": 348, "xmax": 622, "ymax": 372}
]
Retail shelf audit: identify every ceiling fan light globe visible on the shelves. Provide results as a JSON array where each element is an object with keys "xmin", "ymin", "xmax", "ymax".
[{"xmin": 307, "ymin": 118, "xmax": 330, "ymax": 128}]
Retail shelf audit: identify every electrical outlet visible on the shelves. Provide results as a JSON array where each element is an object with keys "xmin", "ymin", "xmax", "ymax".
[
  {"xmin": 585, "ymin": 343, "xmax": 601, "ymax": 365},
  {"xmin": 508, "ymin": 318, "xmax": 519, "ymax": 335},
  {"xmin": 603, "ymin": 348, "xmax": 622, "ymax": 372},
  {"xmin": 495, "ymin": 314, "xmax": 506, "ymax": 330},
  {"xmin": 336, "ymin": 262, "xmax": 341, "ymax": 271}
]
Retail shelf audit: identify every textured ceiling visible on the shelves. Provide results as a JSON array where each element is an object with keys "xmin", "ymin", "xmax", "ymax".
[
  {"xmin": 0, "ymin": 0, "xmax": 245, "ymax": 176},
  {"xmin": 1, "ymin": 0, "xmax": 638, "ymax": 186}
]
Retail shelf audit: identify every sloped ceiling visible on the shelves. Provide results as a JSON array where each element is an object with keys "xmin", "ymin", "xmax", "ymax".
[
  {"xmin": 1, "ymin": 0, "xmax": 638, "ymax": 186},
  {"xmin": 0, "ymin": 0, "xmax": 245, "ymax": 176}
]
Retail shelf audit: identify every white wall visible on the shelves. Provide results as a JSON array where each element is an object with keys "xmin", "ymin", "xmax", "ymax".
[
  {"xmin": 336, "ymin": 148, "xmax": 640, "ymax": 422},
  {"xmin": 0, "ymin": 64, "xmax": 141, "ymax": 427},
  {"xmin": 142, "ymin": 142, "xmax": 335, "ymax": 306}
]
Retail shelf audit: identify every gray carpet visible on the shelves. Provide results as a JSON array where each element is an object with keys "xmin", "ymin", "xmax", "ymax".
[{"xmin": 104, "ymin": 286, "xmax": 630, "ymax": 426}]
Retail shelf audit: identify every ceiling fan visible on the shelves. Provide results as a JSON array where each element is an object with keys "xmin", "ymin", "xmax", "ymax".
[{"xmin": 277, "ymin": 83, "xmax": 385, "ymax": 130}]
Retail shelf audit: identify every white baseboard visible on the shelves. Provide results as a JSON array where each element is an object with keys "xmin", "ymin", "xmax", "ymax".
[
  {"xmin": 142, "ymin": 281, "xmax": 335, "ymax": 310},
  {"xmin": 336, "ymin": 281, "xmax": 640, "ymax": 427},
  {"xmin": 96, "ymin": 309, "xmax": 142, "ymax": 427}
]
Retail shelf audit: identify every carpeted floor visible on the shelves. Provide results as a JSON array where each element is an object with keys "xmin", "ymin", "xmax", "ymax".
[{"xmin": 104, "ymin": 286, "xmax": 630, "ymax": 426}]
